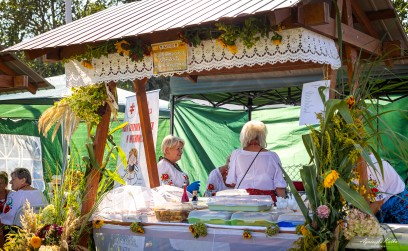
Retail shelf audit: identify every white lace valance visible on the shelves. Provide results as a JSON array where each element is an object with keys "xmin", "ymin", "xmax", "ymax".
[{"xmin": 65, "ymin": 27, "xmax": 341, "ymax": 87}]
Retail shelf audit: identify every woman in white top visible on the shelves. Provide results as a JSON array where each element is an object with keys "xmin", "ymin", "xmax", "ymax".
[
  {"xmin": 205, "ymin": 156, "xmax": 232, "ymax": 196},
  {"xmin": 226, "ymin": 121, "xmax": 286, "ymax": 202},
  {"xmin": 0, "ymin": 168, "xmax": 47, "ymax": 232},
  {"xmin": 157, "ymin": 135, "xmax": 200, "ymax": 193},
  {"xmin": 366, "ymin": 154, "xmax": 408, "ymax": 223}
]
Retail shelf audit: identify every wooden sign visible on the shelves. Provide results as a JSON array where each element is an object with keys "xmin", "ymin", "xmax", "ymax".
[{"xmin": 151, "ymin": 40, "xmax": 187, "ymax": 74}]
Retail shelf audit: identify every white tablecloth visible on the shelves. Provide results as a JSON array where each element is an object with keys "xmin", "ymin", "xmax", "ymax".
[{"xmin": 94, "ymin": 223, "xmax": 298, "ymax": 251}]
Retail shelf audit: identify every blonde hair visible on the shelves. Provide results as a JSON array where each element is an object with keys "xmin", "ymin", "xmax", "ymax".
[
  {"xmin": 0, "ymin": 171, "xmax": 8, "ymax": 184},
  {"xmin": 161, "ymin": 135, "xmax": 185, "ymax": 155},
  {"xmin": 240, "ymin": 120, "xmax": 267, "ymax": 148}
]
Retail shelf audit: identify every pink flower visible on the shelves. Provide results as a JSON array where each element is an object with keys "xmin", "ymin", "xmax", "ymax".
[{"xmin": 317, "ymin": 205, "xmax": 330, "ymax": 219}]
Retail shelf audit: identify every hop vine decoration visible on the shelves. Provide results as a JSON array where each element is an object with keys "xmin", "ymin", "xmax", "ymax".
[
  {"xmin": 189, "ymin": 223, "xmax": 207, "ymax": 239},
  {"xmin": 130, "ymin": 222, "xmax": 145, "ymax": 234},
  {"xmin": 38, "ymin": 84, "xmax": 117, "ymax": 141},
  {"xmin": 265, "ymin": 223, "xmax": 279, "ymax": 237}
]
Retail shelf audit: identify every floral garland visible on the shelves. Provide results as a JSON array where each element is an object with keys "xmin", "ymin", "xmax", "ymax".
[
  {"xmin": 242, "ymin": 230, "xmax": 252, "ymax": 239},
  {"xmin": 188, "ymin": 223, "xmax": 207, "ymax": 238},
  {"xmin": 70, "ymin": 16, "xmax": 283, "ymax": 64},
  {"xmin": 265, "ymin": 223, "xmax": 279, "ymax": 237},
  {"xmin": 93, "ymin": 219, "xmax": 104, "ymax": 229},
  {"xmin": 130, "ymin": 222, "xmax": 145, "ymax": 234}
]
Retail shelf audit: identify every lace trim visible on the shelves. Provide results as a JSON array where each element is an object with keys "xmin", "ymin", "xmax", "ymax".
[{"xmin": 65, "ymin": 27, "xmax": 341, "ymax": 87}]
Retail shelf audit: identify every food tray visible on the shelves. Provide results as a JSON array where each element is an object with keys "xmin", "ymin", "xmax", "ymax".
[
  {"xmin": 154, "ymin": 209, "xmax": 191, "ymax": 222},
  {"xmin": 188, "ymin": 210, "xmax": 232, "ymax": 225},
  {"xmin": 207, "ymin": 195, "xmax": 273, "ymax": 212},
  {"xmin": 230, "ymin": 212, "xmax": 275, "ymax": 227}
]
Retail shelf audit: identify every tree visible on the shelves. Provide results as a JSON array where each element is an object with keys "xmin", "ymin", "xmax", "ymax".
[
  {"xmin": 0, "ymin": 0, "xmax": 129, "ymax": 77},
  {"xmin": 393, "ymin": 0, "xmax": 408, "ymax": 33}
]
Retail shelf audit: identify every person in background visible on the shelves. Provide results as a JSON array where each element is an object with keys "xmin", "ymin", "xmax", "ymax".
[
  {"xmin": 157, "ymin": 135, "xmax": 200, "ymax": 193},
  {"xmin": 226, "ymin": 120, "xmax": 286, "ymax": 202},
  {"xmin": 0, "ymin": 168, "xmax": 47, "ymax": 235},
  {"xmin": 205, "ymin": 155, "xmax": 233, "ymax": 196},
  {"xmin": 366, "ymin": 154, "xmax": 408, "ymax": 223},
  {"xmin": 0, "ymin": 172, "xmax": 10, "ymax": 214}
]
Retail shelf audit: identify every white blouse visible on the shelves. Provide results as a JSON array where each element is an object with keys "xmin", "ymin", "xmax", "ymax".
[
  {"xmin": 367, "ymin": 154, "xmax": 405, "ymax": 203},
  {"xmin": 226, "ymin": 149, "xmax": 287, "ymax": 190},
  {"xmin": 205, "ymin": 168, "xmax": 230, "ymax": 196},
  {"xmin": 0, "ymin": 189, "xmax": 47, "ymax": 226},
  {"xmin": 157, "ymin": 159, "xmax": 189, "ymax": 188}
]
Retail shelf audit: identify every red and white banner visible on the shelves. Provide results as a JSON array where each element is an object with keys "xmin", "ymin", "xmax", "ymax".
[{"xmin": 117, "ymin": 90, "xmax": 160, "ymax": 187}]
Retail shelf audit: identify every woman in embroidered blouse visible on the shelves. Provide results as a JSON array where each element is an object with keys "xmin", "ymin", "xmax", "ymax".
[
  {"xmin": 0, "ymin": 168, "xmax": 47, "ymax": 231},
  {"xmin": 0, "ymin": 172, "xmax": 10, "ymax": 214},
  {"xmin": 366, "ymin": 154, "xmax": 408, "ymax": 223},
  {"xmin": 205, "ymin": 155, "xmax": 232, "ymax": 196},
  {"xmin": 226, "ymin": 120, "xmax": 286, "ymax": 202},
  {"xmin": 157, "ymin": 135, "xmax": 200, "ymax": 193}
]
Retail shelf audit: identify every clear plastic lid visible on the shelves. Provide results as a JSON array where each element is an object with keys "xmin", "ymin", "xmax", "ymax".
[
  {"xmin": 155, "ymin": 202, "xmax": 193, "ymax": 211},
  {"xmin": 188, "ymin": 210, "xmax": 232, "ymax": 221},
  {"xmin": 207, "ymin": 195, "xmax": 273, "ymax": 206},
  {"xmin": 216, "ymin": 189, "xmax": 249, "ymax": 196},
  {"xmin": 231, "ymin": 212, "xmax": 274, "ymax": 222}
]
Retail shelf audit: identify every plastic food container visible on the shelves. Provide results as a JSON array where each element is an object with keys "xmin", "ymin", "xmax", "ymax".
[
  {"xmin": 230, "ymin": 212, "xmax": 275, "ymax": 227},
  {"xmin": 188, "ymin": 210, "xmax": 232, "ymax": 225},
  {"xmin": 207, "ymin": 195, "xmax": 273, "ymax": 212},
  {"xmin": 277, "ymin": 213, "xmax": 305, "ymax": 231},
  {"xmin": 154, "ymin": 202, "xmax": 193, "ymax": 222},
  {"xmin": 386, "ymin": 232, "xmax": 408, "ymax": 250}
]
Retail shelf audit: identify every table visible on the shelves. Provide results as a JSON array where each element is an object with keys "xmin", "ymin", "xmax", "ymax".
[{"xmin": 94, "ymin": 223, "xmax": 298, "ymax": 251}]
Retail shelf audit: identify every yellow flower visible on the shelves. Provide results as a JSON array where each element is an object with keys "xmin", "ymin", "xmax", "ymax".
[
  {"xmin": 272, "ymin": 39, "xmax": 281, "ymax": 45},
  {"xmin": 81, "ymin": 60, "xmax": 93, "ymax": 69},
  {"xmin": 93, "ymin": 219, "xmax": 104, "ymax": 229},
  {"xmin": 300, "ymin": 225, "xmax": 308, "ymax": 236},
  {"xmin": 137, "ymin": 226, "xmax": 144, "ymax": 234},
  {"xmin": 320, "ymin": 242, "xmax": 327, "ymax": 251},
  {"xmin": 216, "ymin": 38, "xmax": 227, "ymax": 48},
  {"xmin": 115, "ymin": 40, "xmax": 130, "ymax": 56},
  {"xmin": 346, "ymin": 95, "xmax": 355, "ymax": 109},
  {"xmin": 30, "ymin": 235, "xmax": 42, "ymax": 249},
  {"xmin": 323, "ymin": 170, "xmax": 340, "ymax": 188},
  {"xmin": 242, "ymin": 230, "xmax": 252, "ymax": 239},
  {"xmin": 226, "ymin": 44, "xmax": 238, "ymax": 54}
]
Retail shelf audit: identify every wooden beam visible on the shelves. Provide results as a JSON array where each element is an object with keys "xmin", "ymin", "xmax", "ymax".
[
  {"xmin": 350, "ymin": 1, "xmax": 379, "ymax": 38},
  {"xmin": 383, "ymin": 40, "xmax": 402, "ymax": 58},
  {"xmin": 0, "ymin": 75, "xmax": 14, "ymax": 87},
  {"xmin": 305, "ymin": 17, "xmax": 382, "ymax": 56},
  {"xmin": 268, "ymin": 7, "xmax": 292, "ymax": 26},
  {"xmin": 184, "ymin": 75, "xmax": 198, "ymax": 83},
  {"xmin": 133, "ymin": 78, "xmax": 160, "ymax": 188},
  {"xmin": 79, "ymin": 83, "xmax": 114, "ymax": 247},
  {"xmin": 325, "ymin": 65, "xmax": 337, "ymax": 99},
  {"xmin": 303, "ymin": 2, "xmax": 330, "ymax": 26},
  {"xmin": 0, "ymin": 62, "xmax": 18, "ymax": 76},
  {"xmin": 366, "ymin": 9, "xmax": 396, "ymax": 21}
]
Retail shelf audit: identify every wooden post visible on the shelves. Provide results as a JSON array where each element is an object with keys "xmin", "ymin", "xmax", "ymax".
[
  {"xmin": 79, "ymin": 83, "xmax": 114, "ymax": 247},
  {"xmin": 133, "ymin": 78, "xmax": 160, "ymax": 188},
  {"xmin": 325, "ymin": 64, "xmax": 337, "ymax": 99}
]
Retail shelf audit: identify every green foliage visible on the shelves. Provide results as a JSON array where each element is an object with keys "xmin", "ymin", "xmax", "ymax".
[
  {"xmin": 392, "ymin": 0, "xmax": 408, "ymax": 32},
  {"xmin": 215, "ymin": 22, "xmax": 241, "ymax": 46},
  {"xmin": 189, "ymin": 223, "xmax": 207, "ymax": 238},
  {"xmin": 0, "ymin": 0, "xmax": 129, "ymax": 77}
]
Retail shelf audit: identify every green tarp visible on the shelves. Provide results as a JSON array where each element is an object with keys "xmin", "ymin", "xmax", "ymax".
[{"xmin": 173, "ymin": 99, "xmax": 408, "ymax": 194}]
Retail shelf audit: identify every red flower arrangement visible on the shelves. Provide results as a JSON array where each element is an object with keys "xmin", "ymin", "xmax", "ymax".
[{"xmin": 161, "ymin": 173, "xmax": 169, "ymax": 181}]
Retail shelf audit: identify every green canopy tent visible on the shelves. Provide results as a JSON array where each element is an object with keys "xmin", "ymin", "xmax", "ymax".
[
  {"xmin": 170, "ymin": 65, "xmax": 408, "ymax": 194},
  {"xmin": 0, "ymin": 75, "xmax": 171, "ymax": 178}
]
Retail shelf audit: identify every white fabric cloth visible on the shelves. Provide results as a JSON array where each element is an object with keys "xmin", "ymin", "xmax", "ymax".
[
  {"xmin": 226, "ymin": 149, "xmax": 287, "ymax": 190},
  {"xmin": 157, "ymin": 159, "xmax": 189, "ymax": 188},
  {"xmin": 205, "ymin": 168, "xmax": 230, "ymax": 196},
  {"xmin": 65, "ymin": 27, "xmax": 341, "ymax": 87},
  {"xmin": 367, "ymin": 154, "xmax": 404, "ymax": 203},
  {"xmin": 0, "ymin": 189, "xmax": 47, "ymax": 226}
]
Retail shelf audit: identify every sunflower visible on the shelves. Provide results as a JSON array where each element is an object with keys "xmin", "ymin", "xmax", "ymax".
[
  {"xmin": 323, "ymin": 170, "xmax": 340, "ymax": 188},
  {"xmin": 81, "ymin": 60, "xmax": 93, "ymax": 69},
  {"xmin": 115, "ymin": 40, "xmax": 130, "ymax": 56}
]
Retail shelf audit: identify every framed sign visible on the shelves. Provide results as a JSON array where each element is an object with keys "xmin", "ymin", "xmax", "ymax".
[{"xmin": 152, "ymin": 40, "xmax": 187, "ymax": 74}]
